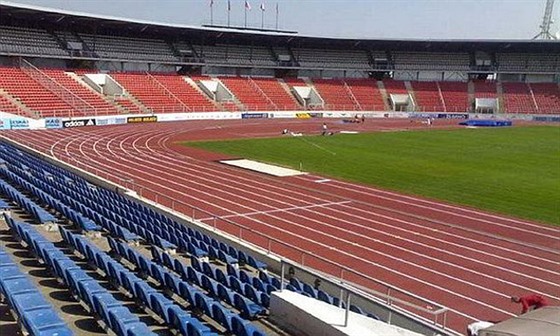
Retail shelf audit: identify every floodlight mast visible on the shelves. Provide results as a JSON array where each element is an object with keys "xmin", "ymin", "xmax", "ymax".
[{"xmin": 534, "ymin": 0, "xmax": 557, "ymax": 39}]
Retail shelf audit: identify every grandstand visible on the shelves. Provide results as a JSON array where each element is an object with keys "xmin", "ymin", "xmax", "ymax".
[
  {"xmin": 0, "ymin": 2, "xmax": 559, "ymax": 117},
  {"xmin": 0, "ymin": 2, "xmax": 559, "ymax": 336}
]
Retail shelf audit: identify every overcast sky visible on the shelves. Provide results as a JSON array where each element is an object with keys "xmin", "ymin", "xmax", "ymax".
[{"xmin": 6, "ymin": 0, "xmax": 559, "ymax": 39}]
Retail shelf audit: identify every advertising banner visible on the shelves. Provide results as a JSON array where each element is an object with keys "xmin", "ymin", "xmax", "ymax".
[
  {"xmin": 437, "ymin": 113, "xmax": 469, "ymax": 119},
  {"xmin": 9, "ymin": 119, "xmax": 30, "ymax": 130},
  {"xmin": 45, "ymin": 118, "xmax": 63, "ymax": 129},
  {"xmin": 0, "ymin": 119, "xmax": 10, "ymax": 130},
  {"xmin": 241, "ymin": 113, "xmax": 269, "ymax": 119},
  {"xmin": 96, "ymin": 119, "xmax": 108, "ymax": 126},
  {"xmin": 62, "ymin": 119, "xmax": 96, "ymax": 128},
  {"xmin": 127, "ymin": 116, "xmax": 158, "ymax": 123}
]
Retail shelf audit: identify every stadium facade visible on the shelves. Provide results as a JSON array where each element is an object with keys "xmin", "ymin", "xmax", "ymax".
[{"xmin": 0, "ymin": 0, "xmax": 559, "ymax": 124}]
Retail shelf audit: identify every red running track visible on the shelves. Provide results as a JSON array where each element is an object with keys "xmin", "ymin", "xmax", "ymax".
[{"xmin": 3, "ymin": 118, "xmax": 559, "ymax": 334}]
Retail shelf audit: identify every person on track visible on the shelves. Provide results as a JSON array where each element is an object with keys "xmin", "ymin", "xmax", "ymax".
[
  {"xmin": 321, "ymin": 123, "xmax": 328, "ymax": 136},
  {"xmin": 511, "ymin": 294, "xmax": 548, "ymax": 314}
]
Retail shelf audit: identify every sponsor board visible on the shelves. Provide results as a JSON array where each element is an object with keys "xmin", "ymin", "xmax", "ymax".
[
  {"xmin": 534, "ymin": 116, "xmax": 560, "ymax": 122},
  {"xmin": 9, "ymin": 119, "xmax": 30, "ymax": 130},
  {"xmin": 157, "ymin": 113, "xmax": 240, "ymax": 122},
  {"xmin": 296, "ymin": 113, "xmax": 311, "ymax": 119},
  {"xmin": 409, "ymin": 113, "xmax": 438, "ymax": 119},
  {"xmin": 127, "ymin": 116, "xmax": 158, "ymax": 123},
  {"xmin": 103, "ymin": 117, "xmax": 128, "ymax": 125},
  {"xmin": 63, "ymin": 119, "xmax": 96, "ymax": 128},
  {"xmin": 437, "ymin": 113, "xmax": 469, "ymax": 119},
  {"xmin": 0, "ymin": 119, "xmax": 10, "ymax": 130},
  {"xmin": 295, "ymin": 112, "xmax": 324, "ymax": 119},
  {"xmin": 45, "ymin": 118, "xmax": 63, "ymax": 129},
  {"xmin": 241, "ymin": 113, "xmax": 269, "ymax": 119},
  {"xmin": 96, "ymin": 119, "xmax": 108, "ymax": 126}
]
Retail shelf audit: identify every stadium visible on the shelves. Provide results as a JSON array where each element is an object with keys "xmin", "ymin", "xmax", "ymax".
[{"xmin": 0, "ymin": 1, "xmax": 559, "ymax": 336}]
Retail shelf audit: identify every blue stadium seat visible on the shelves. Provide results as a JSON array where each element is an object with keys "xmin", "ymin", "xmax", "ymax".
[
  {"xmin": 200, "ymin": 274, "xmax": 218, "ymax": 298},
  {"xmin": 21, "ymin": 308, "xmax": 74, "ymax": 336},
  {"xmin": 194, "ymin": 291, "xmax": 213, "ymax": 316},
  {"xmin": 211, "ymin": 302, "xmax": 233, "ymax": 332},
  {"xmin": 231, "ymin": 315, "xmax": 265, "ymax": 336},
  {"xmin": 148, "ymin": 292, "xmax": 174, "ymax": 324},
  {"xmin": 178, "ymin": 281, "xmax": 195, "ymax": 305},
  {"xmin": 217, "ymin": 283, "xmax": 235, "ymax": 306},
  {"xmin": 233, "ymin": 293, "xmax": 264, "ymax": 319}
]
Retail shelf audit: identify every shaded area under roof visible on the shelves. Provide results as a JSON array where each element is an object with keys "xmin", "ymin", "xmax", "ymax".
[{"xmin": 1, "ymin": 0, "xmax": 559, "ymax": 52}]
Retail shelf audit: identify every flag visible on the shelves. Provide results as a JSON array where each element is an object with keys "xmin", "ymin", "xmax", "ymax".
[
  {"xmin": 245, "ymin": 0, "xmax": 251, "ymax": 10},
  {"xmin": 276, "ymin": 2, "xmax": 278, "ymax": 13},
  {"xmin": 228, "ymin": 0, "xmax": 231, "ymax": 11},
  {"xmin": 260, "ymin": 3, "xmax": 265, "ymax": 11},
  {"xmin": 210, "ymin": 0, "xmax": 214, "ymax": 7}
]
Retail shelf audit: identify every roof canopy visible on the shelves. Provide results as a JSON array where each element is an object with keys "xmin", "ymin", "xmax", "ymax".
[{"xmin": 1, "ymin": 1, "xmax": 559, "ymax": 53}]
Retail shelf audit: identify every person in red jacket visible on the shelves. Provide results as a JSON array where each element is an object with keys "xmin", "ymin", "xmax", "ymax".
[{"xmin": 511, "ymin": 294, "xmax": 549, "ymax": 314}]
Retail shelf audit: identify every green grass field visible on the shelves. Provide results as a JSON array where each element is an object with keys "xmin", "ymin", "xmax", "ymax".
[{"xmin": 183, "ymin": 126, "xmax": 560, "ymax": 225}]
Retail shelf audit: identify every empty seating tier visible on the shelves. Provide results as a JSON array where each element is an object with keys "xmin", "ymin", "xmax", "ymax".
[
  {"xmin": 0, "ymin": 95, "xmax": 29, "ymax": 117},
  {"xmin": 152, "ymin": 75, "xmax": 218, "ymax": 112},
  {"xmin": 410, "ymin": 81, "xmax": 445, "ymax": 112},
  {"xmin": 250, "ymin": 78, "xmax": 301, "ymax": 110},
  {"xmin": 292, "ymin": 48, "xmax": 371, "ymax": 69},
  {"xmin": 0, "ymin": 25, "xmax": 68, "ymax": 57},
  {"xmin": 41, "ymin": 69, "xmax": 120, "ymax": 115},
  {"xmin": 392, "ymin": 52, "xmax": 471, "ymax": 71},
  {"xmin": 502, "ymin": 82, "xmax": 537, "ymax": 114},
  {"xmin": 79, "ymin": 33, "xmax": 178, "ymax": 62},
  {"xmin": 112, "ymin": 73, "xmax": 187, "ymax": 113},
  {"xmin": 438, "ymin": 81, "xmax": 469, "ymax": 113},
  {"xmin": 193, "ymin": 44, "xmax": 276, "ymax": 67},
  {"xmin": 219, "ymin": 77, "xmax": 275, "ymax": 111},
  {"xmin": 312, "ymin": 78, "xmax": 358, "ymax": 110},
  {"xmin": 531, "ymin": 83, "xmax": 560, "ymax": 114},
  {"xmin": 0, "ymin": 67, "xmax": 78, "ymax": 118},
  {"xmin": 344, "ymin": 79, "xmax": 385, "ymax": 111}
]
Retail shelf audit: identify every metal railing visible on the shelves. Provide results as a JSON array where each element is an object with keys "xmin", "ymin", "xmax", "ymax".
[
  {"xmin": 20, "ymin": 59, "xmax": 96, "ymax": 117},
  {"xmin": 145, "ymin": 72, "xmax": 192, "ymax": 112},
  {"xmin": 55, "ymin": 159, "xmax": 459, "ymax": 334}
]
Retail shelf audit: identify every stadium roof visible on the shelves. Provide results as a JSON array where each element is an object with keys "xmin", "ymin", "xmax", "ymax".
[{"xmin": 1, "ymin": 0, "xmax": 559, "ymax": 52}]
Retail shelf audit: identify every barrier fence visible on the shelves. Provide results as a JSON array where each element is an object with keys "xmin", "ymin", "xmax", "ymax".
[{"xmin": 59, "ymin": 162, "xmax": 459, "ymax": 333}]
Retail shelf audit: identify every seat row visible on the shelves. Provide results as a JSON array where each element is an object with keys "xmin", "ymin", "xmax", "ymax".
[
  {"xmin": 0, "ymin": 243, "xmax": 74, "ymax": 336},
  {"xmin": 0, "ymin": 165, "xmax": 100, "ymax": 231},
  {"xmin": 5, "ymin": 214, "xmax": 155, "ymax": 336},
  {"xmin": 150, "ymin": 243, "xmax": 270, "ymax": 311},
  {"xmin": 1, "ymin": 142, "xmax": 381, "ymax": 325},
  {"xmin": 106, "ymin": 235, "xmax": 265, "ymax": 336},
  {"xmin": 0, "ymin": 178, "xmax": 56, "ymax": 224},
  {"xmin": 58, "ymin": 226, "xmax": 219, "ymax": 336}
]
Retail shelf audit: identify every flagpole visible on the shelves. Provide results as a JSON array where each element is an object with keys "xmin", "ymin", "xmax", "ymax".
[
  {"xmin": 244, "ymin": 6, "xmax": 247, "ymax": 28},
  {"xmin": 275, "ymin": 3, "xmax": 279, "ymax": 30},
  {"xmin": 227, "ymin": 0, "xmax": 231, "ymax": 26},
  {"xmin": 210, "ymin": 1, "xmax": 214, "ymax": 25},
  {"xmin": 261, "ymin": 5, "xmax": 264, "ymax": 29}
]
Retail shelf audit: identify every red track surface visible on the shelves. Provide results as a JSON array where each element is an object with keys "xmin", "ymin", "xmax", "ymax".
[{"xmin": 3, "ymin": 118, "xmax": 559, "ymax": 334}]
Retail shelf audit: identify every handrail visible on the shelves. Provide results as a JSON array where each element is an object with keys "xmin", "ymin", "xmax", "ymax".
[
  {"xmin": 343, "ymin": 80, "xmax": 362, "ymax": 111},
  {"xmin": 65, "ymin": 164, "xmax": 455, "ymax": 332},
  {"xmin": 145, "ymin": 72, "xmax": 191, "ymax": 112},
  {"xmin": 20, "ymin": 59, "xmax": 96, "ymax": 117},
  {"xmin": 247, "ymin": 77, "xmax": 278, "ymax": 110}
]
